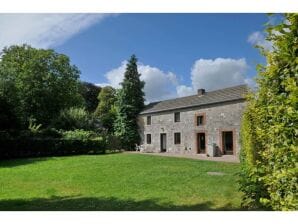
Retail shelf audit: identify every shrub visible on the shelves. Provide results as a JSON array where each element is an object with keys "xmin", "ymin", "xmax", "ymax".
[
  {"xmin": 105, "ymin": 134, "xmax": 122, "ymax": 151},
  {"xmin": 61, "ymin": 129, "xmax": 102, "ymax": 141},
  {"xmin": 0, "ymin": 96, "xmax": 19, "ymax": 130},
  {"xmin": 39, "ymin": 128, "xmax": 62, "ymax": 138},
  {"xmin": 239, "ymin": 14, "xmax": 298, "ymax": 211},
  {"xmin": 52, "ymin": 107, "xmax": 95, "ymax": 131},
  {"xmin": 0, "ymin": 136, "xmax": 106, "ymax": 159}
]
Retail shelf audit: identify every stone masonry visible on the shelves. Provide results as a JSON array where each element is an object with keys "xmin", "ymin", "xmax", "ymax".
[{"xmin": 137, "ymin": 85, "xmax": 247, "ymax": 157}]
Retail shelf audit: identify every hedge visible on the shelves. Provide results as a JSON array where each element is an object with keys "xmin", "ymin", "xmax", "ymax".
[{"xmin": 0, "ymin": 137, "xmax": 106, "ymax": 159}]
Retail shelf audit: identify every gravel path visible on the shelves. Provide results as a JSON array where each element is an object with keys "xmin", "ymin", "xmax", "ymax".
[{"xmin": 125, "ymin": 151, "xmax": 240, "ymax": 163}]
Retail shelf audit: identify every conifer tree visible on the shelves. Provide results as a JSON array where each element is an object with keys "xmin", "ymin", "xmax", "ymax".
[{"xmin": 114, "ymin": 55, "xmax": 145, "ymax": 150}]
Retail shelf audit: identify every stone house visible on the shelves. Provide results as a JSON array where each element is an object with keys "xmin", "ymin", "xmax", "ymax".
[{"xmin": 138, "ymin": 85, "xmax": 247, "ymax": 157}]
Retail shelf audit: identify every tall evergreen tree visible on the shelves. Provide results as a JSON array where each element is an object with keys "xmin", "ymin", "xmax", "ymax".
[{"xmin": 115, "ymin": 55, "xmax": 145, "ymax": 150}]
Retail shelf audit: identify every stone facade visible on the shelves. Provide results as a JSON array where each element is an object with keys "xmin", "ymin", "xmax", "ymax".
[{"xmin": 138, "ymin": 100, "xmax": 246, "ymax": 157}]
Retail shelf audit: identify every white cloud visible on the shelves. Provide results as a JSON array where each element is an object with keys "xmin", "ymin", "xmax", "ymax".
[
  {"xmin": 0, "ymin": 14, "xmax": 110, "ymax": 50},
  {"xmin": 99, "ymin": 57, "xmax": 253, "ymax": 101},
  {"xmin": 97, "ymin": 61, "xmax": 179, "ymax": 102},
  {"xmin": 176, "ymin": 85, "xmax": 195, "ymax": 97},
  {"xmin": 176, "ymin": 58, "xmax": 249, "ymax": 97},
  {"xmin": 247, "ymin": 31, "xmax": 273, "ymax": 51}
]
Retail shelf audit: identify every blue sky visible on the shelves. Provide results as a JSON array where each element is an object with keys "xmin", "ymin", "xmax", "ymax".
[
  {"xmin": 0, "ymin": 13, "xmax": 271, "ymax": 102},
  {"xmin": 56, "ymin": 14, "xmax": 267, "ymax": 84}
]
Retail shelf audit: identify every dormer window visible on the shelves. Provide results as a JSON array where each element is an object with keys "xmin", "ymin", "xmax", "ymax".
[
  {"xmin": 147, "ymin": 116, "xmax": 151, "ymax": 125},
  {"xmin": 174, "ymin": 112, "xmax": 180, "ymax": 122}
]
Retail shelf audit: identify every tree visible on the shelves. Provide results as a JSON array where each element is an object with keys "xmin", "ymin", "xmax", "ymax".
[
  {"xmin": 80, "ymin": 82, "xmax": 101, "ymax": 113},
  {"xmin": 0, "ymin": 66, "xmax": 21, "ymax": 130},
  {"xmin": 94, "ymin": 86, "xmax": 117, "ymax": 133},
  {"xmin": 114, "ymin": 55, "xmax": 145, "ymax": 150},
  {"xmin": 0, "ymin": 96, "xmax": 19, "ymax": 130},
  {"xmin": 0, "ymin": 45, "xmax": 84, "ymax": 128},
  {"xmin": 240, "ymin": 14, "xmax": 298, "ymax": 210},
  {"xmin": 52, "ymin": 107, "xmax": 94, "ymax": 131}
]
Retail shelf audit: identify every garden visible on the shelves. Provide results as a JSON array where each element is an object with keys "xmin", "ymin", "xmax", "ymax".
[
  {"xmin": 0, "ymin": 13, "xmax": 297, "ymax": 211},
  {"xmin": 0, "ymin": 153, "xmax": 243, "ymax": 211}
]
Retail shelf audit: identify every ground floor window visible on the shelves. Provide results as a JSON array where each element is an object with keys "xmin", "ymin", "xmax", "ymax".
[
  {"xmin": 146, "ymin": 134, "xmax": 151, "ymax": 144},
  {"xmin": 174, "ymin": 132, "xmax": 181, "ymax": 144},
  {"xmin": 222, "ymin": 131, "xmax": 233, "ymax": 155}
]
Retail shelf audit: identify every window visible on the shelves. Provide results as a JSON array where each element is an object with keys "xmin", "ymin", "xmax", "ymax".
[
  {"xmin": 174, "ymin": 132, "xmax": 181, "ymax": 144},
  {"xmin": 196, "ymin": 115, "xmax": 204, "ymax": 126},
  {"xmin": 146, "ymin": 134, "xmax": 151, "ymax": 144},
  {"xmin": 147, "ymin": 116, "xmax": 151, "ymax": 125},
  {"xmin": 174, "ymin": 112, "xmax": 180, "ymax": 122}
]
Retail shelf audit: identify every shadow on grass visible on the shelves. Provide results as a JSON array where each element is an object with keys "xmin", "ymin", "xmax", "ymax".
[
  {"xmin": 0, "ymin": 196, "xmax": 247, "ymax": 211},
  {"xmin": 0, "ymin": 157, "xmax": 51, "ymax": 168},
  {"xmin": 0, "ymin": 152, "xmax": 124, "ymax": 168}
]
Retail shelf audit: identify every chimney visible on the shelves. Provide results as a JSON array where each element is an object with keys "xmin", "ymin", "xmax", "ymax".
[{"xmin": 197, "ymin": 89, "xmax": 205, "ymax": 96}]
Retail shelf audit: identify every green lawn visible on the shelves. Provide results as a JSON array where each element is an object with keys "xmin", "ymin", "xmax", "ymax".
[{"xmin": 0, "ymin": 153, "xmax": 244, "ymax": 210}]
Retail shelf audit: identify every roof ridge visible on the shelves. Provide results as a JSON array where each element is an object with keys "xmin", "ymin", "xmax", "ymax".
[
  {"xmin": 140, "ymin": 84, "xmax": 247, "ymax": 114},
  {"xmin": 146, "ymin": 84, "xmax": 248, "ymax": 105}
]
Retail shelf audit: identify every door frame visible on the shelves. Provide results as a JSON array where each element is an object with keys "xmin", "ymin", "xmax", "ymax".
[
  {"xmin": 219, "ymin": 129, "xmax": 236, "ymax": 155},
  {"xmin": 160, "ymin": 133, "xmax": 167, "ymax": 152},
  {"xmin": 196, "ymin": 131, "xmax": 207, "ymax": 154}
]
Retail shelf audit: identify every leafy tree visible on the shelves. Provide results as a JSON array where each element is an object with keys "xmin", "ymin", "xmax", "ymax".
[
  {"xmin": 51, "ymin": 107, "xmax": 94, "ymax": 131},
  {"xmin": 0, "ymin": 67, "xmax": 21, "ymax": 130},
  {"xmin": 114, "ymin": 55, "xmax": 145, "ymax": 150},
  {"xmin": 240, "ymin": 14, "xmax": 298, "ymax": 211},
  {"xmin": 0, "ymin": 45, "xmax": 84, "ymax": 127},
  {"xmin": 0, "ymin": 96, "xmax": 19, "ymax": 130},
  {"xmin": 80, "ymin": 82, "xmax": 101, "ymax": 112},
  {"xmin": 94, "ymin": 86, "xmax": 117, "ymax": 133}
]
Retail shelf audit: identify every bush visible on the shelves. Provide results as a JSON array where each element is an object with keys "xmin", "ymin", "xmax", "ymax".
[
  {"xmin": 0, "ymin": 129, "xmax": 106, "ymax": 159},
  {"xmin": 239, "ymin": 14, "xmax": 298, "ymax": 211},
  {"xmin": 61, "ymin": 129, "xmax": 103, "ymax": 141},
  {"xmin": 105, "ymin": 134, "xmax": 122, "ymax": 151},
  {"xmin": 0, "ymin": 96, "xmax": 19, "ymax": 130},
  {"xmin": 52, "ymin": 107, "xmax": 96, "ymax": 131}
]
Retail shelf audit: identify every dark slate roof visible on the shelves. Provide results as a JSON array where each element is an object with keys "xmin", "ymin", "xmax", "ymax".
[{"xmin": 140, "ymin": 85, "xmax": 248, "ymax": 115}]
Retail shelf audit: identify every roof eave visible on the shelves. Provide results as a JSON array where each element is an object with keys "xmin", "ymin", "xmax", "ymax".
[{"xmin": 139, "ymin": 98, "xmax": 246, "ymax": 115}]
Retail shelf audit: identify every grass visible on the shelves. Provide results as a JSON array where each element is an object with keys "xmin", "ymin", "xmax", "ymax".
[{"xmin": 0, "ymin": 153, "xmax": 244, "ymax": 210}]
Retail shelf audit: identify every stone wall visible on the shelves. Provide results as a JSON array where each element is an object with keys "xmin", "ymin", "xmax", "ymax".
[{"xmin": 138, "ymin": 100, "xmax": 246, "ymax": 157}]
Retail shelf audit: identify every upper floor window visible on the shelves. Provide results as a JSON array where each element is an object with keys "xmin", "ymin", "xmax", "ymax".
[
  {"xmin": 174, "ymin": 112, "xmax": 180, "ymax": 122},
  {"xmin": 147, "ymin": 116, "xmax": 151, "ymax": 125},
  {"xmin": 196, "ymin": 115, "xmax": 205, "ymax": 126},
  {"xmin": 174, "ymin": 132, "xmax": 181, "ymax": 144},
  {"xmin": 146, "ymin": 134, "xmax": 151, "ymax": 144}
]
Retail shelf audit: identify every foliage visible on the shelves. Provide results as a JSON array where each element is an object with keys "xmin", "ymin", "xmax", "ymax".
[
  {"xmin": 28, "ymin": 118, "xmax": 42, "ymax": 134},
  {"xmin": 0, "ymin": 67, "xmax": 21, "ymax": 130},
  {"xmin": 52, "ymin": 107, "xmax": 96, "ymax": 131},
  {"xmin": 80, "ymin": 82, "xmax": 101, "ymax": 112},
  {"xmin": 114, "ymin": 55, "xmax": 145, "ymax": 150},
  {"xmin": 0, "ymin": 96, "xmax": 19, "ymax": 130},
  {"xmin": 105, "ymin": 134, "xmax": 122, "ymax": 151},
  {"xmin": 61, "ymin": 129, "xmax": 102, "ymax": 141},
  {"xmin": 0, "ymin": 129, "xmax": 105, "ymax": 159},
  {"xmin": 94, "ymin": 86, "xmax": 117, "ymax": 133},
  {"xmin": 0, "ymin": 44, "xmax": 83, "ymax": 127},
  {"xmin": 239, "ymin": 14, "xmax": 298, "ymax": 211}
]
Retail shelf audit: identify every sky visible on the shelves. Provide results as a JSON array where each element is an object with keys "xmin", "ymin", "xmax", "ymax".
[{"xmin": 0, "ymin": 13, "xmax": 272, "ymax": 102}]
